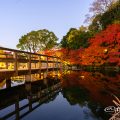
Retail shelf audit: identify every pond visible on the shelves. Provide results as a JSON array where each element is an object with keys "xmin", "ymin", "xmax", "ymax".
[{"xmin": 0, "ymin": 70, "xmax": 120, "ymax": 120}]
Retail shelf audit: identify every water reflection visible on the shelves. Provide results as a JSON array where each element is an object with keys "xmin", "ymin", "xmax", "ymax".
[
  {"xmin": 0, "ymin": 70, "xmax": 60, "ymax": 89},
  {"xmin": 61, "ymin": 70, "xmax": 120, "ymax": 120},
  {"xmin": 0, "ymin": 70, "xmax": 119, "ymax": 120},
  {"xmin": 0, "ymin": 75, "xmax": 61, "ymax": 120}
]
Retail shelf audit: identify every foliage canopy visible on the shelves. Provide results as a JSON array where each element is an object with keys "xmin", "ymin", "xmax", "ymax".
[{"xmin": 17, "ymin": 29, "xmax": 58, "ymax": 52}]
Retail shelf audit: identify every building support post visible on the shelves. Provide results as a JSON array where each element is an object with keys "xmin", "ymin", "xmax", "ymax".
[
  {"xmin": 15, "ymin": 96, "xmax": 19, "ymax": 120},
  {"xmin": 26, "ymin": 54, "xmax": 31, "ymax": 82},
  {"xmin": 6, "ymin": 78, "xmax": 11, "ymax": 88}
]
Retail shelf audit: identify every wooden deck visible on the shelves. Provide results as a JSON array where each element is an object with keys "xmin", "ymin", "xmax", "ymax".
[{"xmin": 0, "ymin": 47, "xmax": 62, "ymax": 80}]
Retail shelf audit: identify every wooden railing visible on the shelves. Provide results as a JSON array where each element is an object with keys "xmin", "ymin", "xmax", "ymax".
[{"xmin": 0, "ymin": 47, "xmax": 61, "ymax": 79}]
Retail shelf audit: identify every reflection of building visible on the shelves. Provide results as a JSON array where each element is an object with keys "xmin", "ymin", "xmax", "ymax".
[{"xmin": 0, "ymin": 78, "xmax": 61, "ymax": 120}]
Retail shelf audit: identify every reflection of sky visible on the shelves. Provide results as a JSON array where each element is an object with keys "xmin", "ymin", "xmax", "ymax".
[
  {"xmin": 0, "ymin": 80, "xmax": 25, "ymax": 90},
  {"xmin": 0, "ymin": 104, "xmax": 15, "ymax": 118},
  {"xmin": 22, "ymin": 93, "xmax": 99, "ymax": 120}
]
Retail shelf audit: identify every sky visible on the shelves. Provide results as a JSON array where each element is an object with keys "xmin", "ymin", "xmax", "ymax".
[{"xmin": 0, "ymin": 0, "xmax": 94, "ymax": 49}]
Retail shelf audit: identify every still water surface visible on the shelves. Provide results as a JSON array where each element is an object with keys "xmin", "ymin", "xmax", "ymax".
[{"xmin": 0, "ymin": 70, "xmax": 119, "ymax": 120}]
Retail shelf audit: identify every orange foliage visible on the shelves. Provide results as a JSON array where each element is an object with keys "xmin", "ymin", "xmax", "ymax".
[
  {"xmin": 41, "ymin": 24, "xmax": 120, "ymax": 66},
  {"xmin": 76, "ymin": 24, "xmax": 120, "ymax": 66}
]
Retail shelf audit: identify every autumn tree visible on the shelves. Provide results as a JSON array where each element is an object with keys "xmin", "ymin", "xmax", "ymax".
[
  {"xmin": 81, "ymin": 24, "xmax": 120, "ymax": 66},
  {"xmin": 44, "ymin": 24, "xmax": 120, "ymax": 67},
  {"xmin": 17, "ymin": 29, "xmax": 58, "ymax": 52}
]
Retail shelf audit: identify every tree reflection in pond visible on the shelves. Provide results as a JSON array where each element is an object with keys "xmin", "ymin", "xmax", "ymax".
[
  {"xmin": 0, "ymin": 70, "xmax": 119, "ymax": 120},
  {"xmin": 61, "ymin": 71, "xmax": 120, "ymax": 120}
]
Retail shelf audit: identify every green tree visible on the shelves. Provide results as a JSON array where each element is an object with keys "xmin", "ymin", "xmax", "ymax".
[
  {"xmin": 17, "ymin": 29, "xmax": 58, "ymax": 52},
  {"xmin": 60, "ymin": 28, "xmax": 77, "ymax": 49},
  {"xmin": 60, "ymin": 26, "xmax": 92, "ymax": 49}
]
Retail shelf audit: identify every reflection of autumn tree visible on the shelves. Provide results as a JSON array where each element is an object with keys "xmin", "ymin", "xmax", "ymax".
[
  {"xmin": 61, "ymin": 71, "xmax": 120, "ymax": 106},
  {"xmin": 62, "ymin": 86, "xmax": 109, "ymax": 120},
  {"xmin": 62, "ymin": 87, "xmax": 90, "ymax": 105},
  {"xmin": 61, "ymin": 71, "xmax": 120, "ymax": 120}
]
